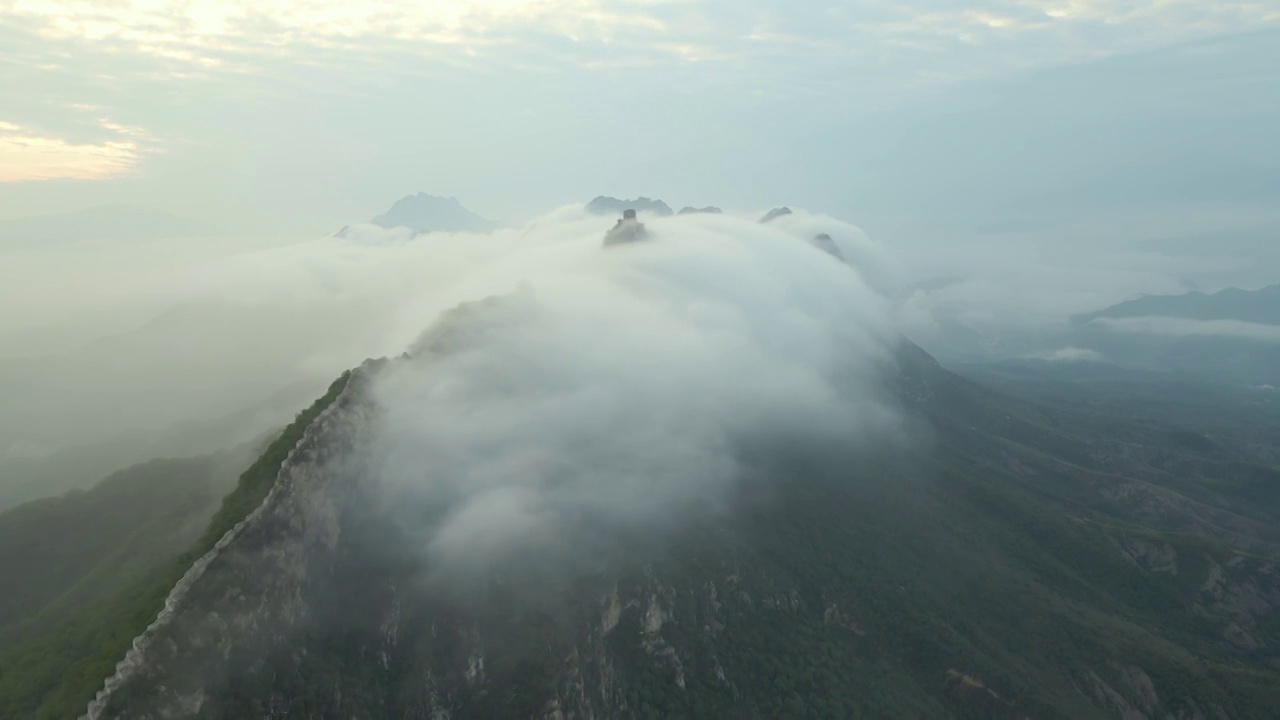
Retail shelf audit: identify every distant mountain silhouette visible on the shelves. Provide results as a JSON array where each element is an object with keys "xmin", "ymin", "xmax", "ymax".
[
  {"xmin": 1074, "ymin": 284, "xmax": 1280, "ymax": 326},
  {"xmin": 585, "ymin": 196, "xmax": 673, "ymax": 216},
  {"xmin": 677, "ymin": 206, "xmax": 722, "ymax": 215},
  {"xmin": 371, "ymin": 193, "xmax": 495, "ymax": 233},
  {"xmin": 1060, "ymin": 283, "xmax": 1280, "ymax": 385}
]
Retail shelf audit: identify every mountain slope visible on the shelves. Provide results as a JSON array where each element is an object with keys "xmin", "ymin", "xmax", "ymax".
[
  {"xmin": 0, "ymin": 375, "xmax": 350, "ymax": 720},
  {"xmin": 0, "ymin": 451, "xmax": 249, "ymax": 643},
  {"xmin": 69, "ymin": 298, "xmax": 1280, "ymax": 719}
]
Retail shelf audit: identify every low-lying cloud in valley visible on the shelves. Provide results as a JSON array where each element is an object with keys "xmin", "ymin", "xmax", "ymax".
[
  {"xmin": 1030, "ymin": 347, "xmax": 1108, "ymax": 363},
  {"xmin": 1089, "ymin": 316, "xmax": 1280, "ymax": 343}
]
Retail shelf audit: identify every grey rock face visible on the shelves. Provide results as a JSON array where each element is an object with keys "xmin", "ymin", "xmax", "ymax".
[
  {"xmin": 602, "ymin": 212, "xmax": 649, "ymax": 247},
  {"xmin": 759, "ymin": 207, "xmax": 792, "ymax": 223},
  {"xmin": 810, "ymin": 233, "xmax": 844, "ymax": 260}
]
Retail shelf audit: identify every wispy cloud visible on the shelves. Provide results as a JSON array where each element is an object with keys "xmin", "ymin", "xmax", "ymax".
[
  {"xmin": 1, "ymin": 0, "xmax": 1274, "ymax": 191},
  {"xmin": 0, "ymin": 118, "xmax": 155, "ymax": 182},
  {"xmin": 5, "ymin": 0, "xmax": 1274, "ymax": 78},
  {"xmin": 2, "ymin": 0, "xmax": 696, "ymax": 72},
  {"xmin": 1090, "ymin": 316, "xmax": 1280, "ymax": 343},
  {"xmin": 1031, "ymin": 346, "xmax": 1108, "ymax": 362}
]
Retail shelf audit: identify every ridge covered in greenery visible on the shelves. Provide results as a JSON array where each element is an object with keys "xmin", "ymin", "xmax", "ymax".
[{"xmin": 0, "ymin": 370, "xmax": 351, "ymax": 720}]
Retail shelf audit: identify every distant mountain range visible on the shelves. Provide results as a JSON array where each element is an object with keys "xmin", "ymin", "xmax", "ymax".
[
  {"xmin": 586, "ymin": 196, "xmax": 674, "ymax": 216},
  {"xmin": 1063, "ymin": 283, "xmax": 1280, "ymax": 384},
  {"xmin": 369, "ymin": 193, "xmax": 496, "ymax": 233},
  {"xmin": 1075, "ymin": 284, "xmax": 1280, "ymax": 326}
]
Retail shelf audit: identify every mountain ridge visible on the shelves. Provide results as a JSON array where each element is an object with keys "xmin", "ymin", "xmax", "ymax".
[
  {"xmin": 68, "ymin": 305, "xmax": 1280, "ymax": 718},
  {"xmin": 1074, "ymin": 284, "xmax": 1280, "ymax": 326},
  {"xmin": 4, "ymin": 287, "xmax": 1280, "ymax": 719},
  {"xmin": 585, "ymin": 196, "xmax": 674, "ymax": 217}
]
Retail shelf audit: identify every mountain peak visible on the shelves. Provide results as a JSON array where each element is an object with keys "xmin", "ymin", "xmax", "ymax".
[
  {"xmin": 371, "ymin": 194, "xmax": 495, "ymax": 233},
  {"xmin": 759, "ymin": 207, "xmax": 792, "ymax": 223},
  {"xmin": 585, "ymin": 196, "xmax": 674, "ymax": 217},
  {"xmin": 1074, "ymin": 282, "xmax": 1280, "ymax": 326}
]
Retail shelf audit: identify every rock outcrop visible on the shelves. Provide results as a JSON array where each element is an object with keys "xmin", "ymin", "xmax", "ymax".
[
  {"xmin": 810, "ymin": 232, "xmax": 844, "ymax": 260},
  {"xmin": 759, "ymin": 206, "xmax": 792, "ymax": 223}
]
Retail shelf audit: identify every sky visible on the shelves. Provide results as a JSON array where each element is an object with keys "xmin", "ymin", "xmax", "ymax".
[{"xmin": 2, "ymin": 0, "xmax": 1277, "ymax": 231}]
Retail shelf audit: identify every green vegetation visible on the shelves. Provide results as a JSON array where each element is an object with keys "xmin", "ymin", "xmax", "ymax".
[
  {"xmin": 0, "ymin": 454, "xmax": 239, "ymax": 641},
  {"xmin": 576, "ymin": 418, "xmax": 1280, "ymax": 718},
  {"xmin": 182, "ymin": 370, "xmax": 350, "ymax": 569},
  {"xmin": 0, "ymin": 370, "xmax": 350, "ymax": 720}
]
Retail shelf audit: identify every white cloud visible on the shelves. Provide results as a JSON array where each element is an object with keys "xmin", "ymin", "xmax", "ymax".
[
  {"xmin": 0, "ymin": 205, "xmax": 901, "ymax": 485},
  {"xmin": 1089, "ymin": 316, "xmax": 1280, "ymax": 343},
  {"xmin": 359, "ymin": 205, "xmax": 904, "ymax": 579},
  {"xmin": 1031, "ymin": 346, "xmax": 1107, "ymax": 362},
  {"xmin": 2, "ymin": 0, "xmax": 695, "ymax": 71},
  {"xmin": 4, "ymin": 0, "xmax": 1273, "ymax": 82}
]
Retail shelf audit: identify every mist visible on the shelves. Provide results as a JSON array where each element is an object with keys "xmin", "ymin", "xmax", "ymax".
[
  {"xmin": 355, "ymin": 209, "xmax": 905, "ymax": 582},
  {"xmin": 5, "ymin": 193, "xmax": 1274, "ymax": 508},
  {"xmin": 0, "ymin": 205, "xmax": 907, "ymax": 509},
  {"xmin": 3, "ymin": 15, "xmax": 1275, "ymax": 497}
]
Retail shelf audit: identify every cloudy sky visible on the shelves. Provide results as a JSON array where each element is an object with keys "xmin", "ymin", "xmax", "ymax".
[{"xmin": 2, "ymin": 0, "xmax": 1277, "ymax": 231}]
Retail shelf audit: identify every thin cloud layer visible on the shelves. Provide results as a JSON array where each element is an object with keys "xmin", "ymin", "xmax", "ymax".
[
  {"xmin": 1031, "ymin": 347, "xmax": 1107, "ymax": 362},
  {"xmin": 0, "ymin": 119, "xmax": 151, "ymax": 182},
  {"xmin": 3, "ymin": 0, "xmax": 690, "ymax": 72},
  {"xmin": 3, "ymin": 0, "xmax": 1274, "ymax": 187},
  {"xmin": 1090, "ymin": 316, "xmax": 1280, "ymax": 343},
  {"xmin": 9, "ymin": 0, "xmax": 1272, "ymax": 72}
]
